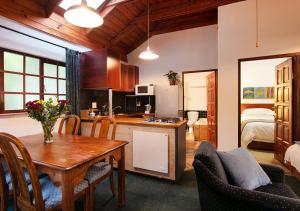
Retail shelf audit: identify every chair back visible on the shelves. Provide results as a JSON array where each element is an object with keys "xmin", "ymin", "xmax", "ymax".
[
  {"xmin": 0, "ymin": 133, "xmax": 44, "ymax": 211},
  {"xmin": 58, "ymin": 115, "xmax": 81, "ymax": 135},
  {"xmin": 0, "ymin": 159, "xmax": 8, "ymax": 211},
  {"xmin": 91, "ymin": 117, "xmax": 116, "ymax": 140}
]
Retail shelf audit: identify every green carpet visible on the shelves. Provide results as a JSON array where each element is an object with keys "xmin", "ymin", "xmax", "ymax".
[
  {"xmin": 78, "ymin": 170, "xmax": 300, "ymax": 211},
  {"xmin": 8, "ymin": 170, "xmax": 300, "ymax": 211}
]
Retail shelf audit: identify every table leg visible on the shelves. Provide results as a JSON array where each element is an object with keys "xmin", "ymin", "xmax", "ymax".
[
  {"xmin": 61, "ymin": 171, "xmax": 75, "ymax": 211},
  {"xmin": 118, "ymin": 146, "xmax": 125, "ymax": 207}
]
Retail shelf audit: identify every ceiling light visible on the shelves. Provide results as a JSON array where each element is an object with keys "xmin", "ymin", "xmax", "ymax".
[
  {"xmin": 139, "ymin": 46, "xmax": 159, "ymax": 60},
  {"xmin": 64, "ymin": 0, "xmax": 103, "ymax": 28},
  {"xmin": 139, "ymin": 0, "xmax": 159, "ymax": 60}
]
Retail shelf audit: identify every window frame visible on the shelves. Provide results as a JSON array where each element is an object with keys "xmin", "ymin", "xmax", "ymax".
[{"xmin": 0, "ymin": 48, "xmax": 66, "ymax": 114}]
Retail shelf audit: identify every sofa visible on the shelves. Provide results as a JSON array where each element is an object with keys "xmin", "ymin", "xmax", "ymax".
[{"xmin": 193, "ymin": 141, "xmax": 300, "ymax": 211}]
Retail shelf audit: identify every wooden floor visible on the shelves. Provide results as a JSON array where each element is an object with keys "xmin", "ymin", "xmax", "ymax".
[
  {"xmin": 186, "ymin": 132, "xmax": 200, "ymax": 170},
  {"xmin": 185, "ymin": 132, "xmax": 290, "ymax": 174}
]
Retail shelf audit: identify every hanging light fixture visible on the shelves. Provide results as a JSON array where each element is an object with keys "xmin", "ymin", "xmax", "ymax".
[
  {"xmin": 139, "ymin": 0, "xmax": 159, "ymax": 60},
  {"xmin": 64, "ymin": 0, "xmax": 103, "ymax": 28}
]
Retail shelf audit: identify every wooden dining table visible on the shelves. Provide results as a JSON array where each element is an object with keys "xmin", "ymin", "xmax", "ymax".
[{"xmin": 18, "ymin": 133, "xmax": 128, "ymax": 211}]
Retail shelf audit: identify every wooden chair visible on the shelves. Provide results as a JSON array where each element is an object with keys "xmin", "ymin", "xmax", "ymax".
[
  {"xmin": 58, "ymin": 115, "xmax": 81, "ymax": 135},
  {"xmin": 84, "ymin": 117, "xmax": 117, "ymax": 206},
  {"xmin": 0, "ymin": 132, "xmax": 90, "ymax": 211},
  {"xmin": 0, "ymin": 158, "xmax": 8, "ymax": 211}
]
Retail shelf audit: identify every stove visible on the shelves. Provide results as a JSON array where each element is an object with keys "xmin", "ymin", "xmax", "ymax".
[{"xmin": 145, "ymin": 117, "xmax": 180, "ymax": 124}]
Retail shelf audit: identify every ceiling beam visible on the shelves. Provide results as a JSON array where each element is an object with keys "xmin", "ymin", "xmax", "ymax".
[
  {"xmin": 150, "ymin": 10, "xmax": 218, "ymax": 36},
  {"xmin": 45, "ymin": 0, "xmax": 63, "ymax": 17},
  {"xmin": 85, "ymin": 0, "xmax": 116, "ymax": 35},
  {"xmin": 104, "ymin": 0, "xmax": 136, "ymax": 8},
  {"xmin": 127, "ymin": 9, "xmax": 218, "ymax": 53},
  {"xmin": 0, "ymin": 0, "xmax": 104, "ymax": 49},
  {"xmin": 133, "ymin": 0, "xmax": 244, "ymax": 23}
]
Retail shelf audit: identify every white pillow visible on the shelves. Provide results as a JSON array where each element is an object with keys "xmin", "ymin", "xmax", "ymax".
[{"xmin": 242, "ymin": 108, "xmax": 274, "ymax": 116}]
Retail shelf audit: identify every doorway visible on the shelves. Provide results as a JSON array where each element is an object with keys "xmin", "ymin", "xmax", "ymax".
[
  {"xmin": 182, "ymin": 69, "xmax": 218, "ymax": 148},
  {"xmin": 238, "ymin": 54, "xmax": 298, "ymax": 166}
]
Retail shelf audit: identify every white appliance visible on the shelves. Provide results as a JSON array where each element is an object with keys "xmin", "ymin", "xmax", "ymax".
[
  {"xmin": 135, "ymin": 84, "xmax": 155, "ymax": 95},
  {"xmin": 145, "ymin": 104, "xmax": 152, "ymax": 114},
  {"xmin": 133, "ymin": 131, "xmax": 168, "ymax": 173}
]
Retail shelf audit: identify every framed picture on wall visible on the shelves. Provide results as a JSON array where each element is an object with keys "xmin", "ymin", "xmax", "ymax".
[
  {"xmin": 243, "ymin": 87, "xmax": 254, "ymax": 99},
  {"xmin": 243, "ymin": 87, "xmax": 274, "ymax": 99}
]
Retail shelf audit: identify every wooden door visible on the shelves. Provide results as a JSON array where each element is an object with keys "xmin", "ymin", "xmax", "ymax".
[
  {"xmin": 274, "ymin": 58, "xmax": 293, "ymax": 163},
  {"xmin": 206, "ymin": 72, "xmax": 217, "ymax": 148}
]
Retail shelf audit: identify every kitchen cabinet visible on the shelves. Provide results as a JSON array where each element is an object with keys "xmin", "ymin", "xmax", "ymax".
[
  {"xmin": 80, "ymin": 49, "xmax": 139, "ymax": 91},
  {"xmin": 121, "ymin": 64, "xmax": 139, "ymax": 92}
]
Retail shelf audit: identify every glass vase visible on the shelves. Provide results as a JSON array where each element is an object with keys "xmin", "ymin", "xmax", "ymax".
[{"xmin": 42, "ymin": 123, "xmax": 54, "ymax": 144}]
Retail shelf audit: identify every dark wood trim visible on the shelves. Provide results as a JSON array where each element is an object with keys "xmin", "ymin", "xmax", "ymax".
[
  {"xmin": 182, "ymin": 69, "xmax": 218, "ymax": 147},
  {"xmin": 0, "ymin": 47, "xmax": 66, "ymax": 114},
  {"xmin": 237, "ymin": 53, "xmax": 300, "ymax": 147}
]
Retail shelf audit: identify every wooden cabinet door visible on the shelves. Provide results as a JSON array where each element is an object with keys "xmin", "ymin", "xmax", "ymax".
[
  {"xmin": 121, "ymin": 64, "xmax": 139, "ymax": 92},
  {"xmin": 274, "ymin": 58, "xmax": 293, "ymax": 163},
  {"xmin": 206, "ymin": 72, "xmax": 217, "ymax": 148}
]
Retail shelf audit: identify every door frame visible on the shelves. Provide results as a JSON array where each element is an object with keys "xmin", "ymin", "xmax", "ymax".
[
  {"xmin": 238, "ymin": 53, "xmax": 300, "ymax": 147},
  {"xmin": 182, "ymin": 69, "xmax": 218, "ymax": 146}
]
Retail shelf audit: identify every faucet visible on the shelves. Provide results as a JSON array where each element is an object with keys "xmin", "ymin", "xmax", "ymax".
[{"xmin": 112, "ymin": 106, "xmax": 122, "ymax": 114}]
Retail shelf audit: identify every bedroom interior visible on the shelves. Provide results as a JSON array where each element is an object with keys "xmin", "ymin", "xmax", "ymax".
[
  {"xmin": 1, "ymin": 0, "xmax": 300, "ymax": 210},
  {"xmin": 239, "ymin": 56, "xmax": 295, "ymax": 171}
]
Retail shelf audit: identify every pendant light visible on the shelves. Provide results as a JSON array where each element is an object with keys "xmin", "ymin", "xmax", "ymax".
[
  {"xmin": 139, "ymin": 0, "xmax": 159, "ymax": 60},
  {"xmin": 64, "ymin": 0, "xmax": 103, "ymax": 28}
]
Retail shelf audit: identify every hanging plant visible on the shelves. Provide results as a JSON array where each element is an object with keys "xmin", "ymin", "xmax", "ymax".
[{"xmin": 164, "ymin": 70, "xmax": 179, "ymax": 86}]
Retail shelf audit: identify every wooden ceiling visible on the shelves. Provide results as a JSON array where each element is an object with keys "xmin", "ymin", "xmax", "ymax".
[{"xmin": 0, "ymin": 0, "xmax": 244, "ymax": 59}]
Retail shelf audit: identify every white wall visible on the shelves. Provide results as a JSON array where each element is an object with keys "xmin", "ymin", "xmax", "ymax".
[
  {"xmin": 184, "ymin": 71, "xmax": 211, "ymax": 111},
  {"xmin": 128, "ymin": 25, "xmax": 218, "ymax": 117},
  {"xmin": 218, "ymin": 0, "xmax": 300, "ymax": 150},
  {"xmin": 241, "ymin": 58, "xmax": 287, "ymax": 104},
  {"xmin": 0, "ymin": 16, "xmax": 89, "ymax": 137}
]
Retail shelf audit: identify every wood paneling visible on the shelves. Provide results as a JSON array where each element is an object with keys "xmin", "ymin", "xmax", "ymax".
[{"xmin": 0, "ymin": 0, "xmax": 244, "ymax": 55}]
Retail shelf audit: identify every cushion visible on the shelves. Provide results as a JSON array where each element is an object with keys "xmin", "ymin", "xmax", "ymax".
[
  {"xmin": 28, "ymin": 176, "xmax": 88, "ymax": 209},
  {"xmin": 84, "ymin": 162, "xmax": 112, "ymax": 183},
  {"xmin": 255, "ymin": 183, "xmax": 299, "ymax": 199},
  {"xmin": 217, "ymin": 148, "xmax": 271, "ymax": 190},
  {"xmin": 194, "ymin": 141, "xmax": 228, "ymax": 183}
]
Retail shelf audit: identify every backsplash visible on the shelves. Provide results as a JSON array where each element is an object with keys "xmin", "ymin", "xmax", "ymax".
[
  {"xmin": 80, "ymin": 89, "xmax": 134, "ymax": 114},
  {"xmin": 184, "ymin": 110, "xmax": 207, "ymax": 119}
]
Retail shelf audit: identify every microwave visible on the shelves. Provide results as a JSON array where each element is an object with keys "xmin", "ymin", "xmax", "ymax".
[{"xmin": 135, "ymin": 84, "xmax": 155, "ymax": 95}]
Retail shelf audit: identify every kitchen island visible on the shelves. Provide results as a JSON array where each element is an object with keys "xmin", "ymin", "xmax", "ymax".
[{"xmin": 81, "ymin": 116, "xmax": 187, "ymax": 181}]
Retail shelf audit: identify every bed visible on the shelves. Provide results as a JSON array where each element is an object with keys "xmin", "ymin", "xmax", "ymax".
[
  {"xmin": 241, "ymin": 105, "xmax": 275, "ymax": 150},
  {"xmin": 285, "ymin": 144, "xmax": 300, "ymax": 181}
]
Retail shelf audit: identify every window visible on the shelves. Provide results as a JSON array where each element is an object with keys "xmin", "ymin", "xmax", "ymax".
[{"xmin": 0, "ymin": 49, "xmax": 66, "ymax": 113}]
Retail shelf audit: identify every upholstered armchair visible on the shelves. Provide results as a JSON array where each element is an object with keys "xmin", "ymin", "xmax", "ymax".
[{"xmin": 193, "ymin": 142, "xmax": 300, "ymax": 211}]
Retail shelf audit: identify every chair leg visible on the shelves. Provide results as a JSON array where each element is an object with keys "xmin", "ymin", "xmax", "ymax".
[{"xmin": 109, "ymin": 172, "xmax": 115, "ymax": 197}]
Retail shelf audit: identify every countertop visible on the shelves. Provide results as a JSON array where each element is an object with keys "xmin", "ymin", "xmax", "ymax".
[{"xmin": 81, "ymin": 116, "xmax": 187, "ymax": 128}]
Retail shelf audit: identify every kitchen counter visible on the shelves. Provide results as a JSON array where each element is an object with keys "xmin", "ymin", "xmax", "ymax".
[
  {"xmin": 80, "ymin": 115, "xmax": 186, "ymax": 181},
  {"xmin": 81, "ymin": 116, "xmax": 187, "ymax": 128}
]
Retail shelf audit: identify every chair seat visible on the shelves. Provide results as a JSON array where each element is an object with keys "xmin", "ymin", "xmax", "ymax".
[
  {"xmin": 255, "ymin": 183, "xmax": 299, "ymax": 199},
  {"xmin": 28, "ymin": 176, "xmax": 89, "ymax": 209},
  {"xmin": 84, "ymin": 162, "xmax": 112, "ymax": 184}
]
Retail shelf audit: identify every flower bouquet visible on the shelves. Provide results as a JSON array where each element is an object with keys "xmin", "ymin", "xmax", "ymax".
[{"xmin": 25, "ymin": 98, "xmax": 69, "ymax": 144}]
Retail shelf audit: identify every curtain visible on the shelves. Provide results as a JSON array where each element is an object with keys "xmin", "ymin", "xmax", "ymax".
[{"xmin": 66, "ymin": 49, "xmax": 80, "ymax": 115}]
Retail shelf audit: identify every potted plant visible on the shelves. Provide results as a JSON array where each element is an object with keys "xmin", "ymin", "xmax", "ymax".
[
  {"xmin": 164, "ymin": 70, "xmax": 179, "ymax": 85},
  {"xmin": 25, "ymin": 98, "xmax": 69, "ymax": 144}
]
